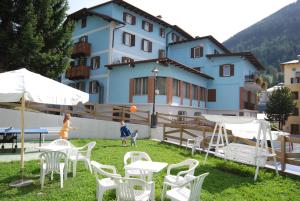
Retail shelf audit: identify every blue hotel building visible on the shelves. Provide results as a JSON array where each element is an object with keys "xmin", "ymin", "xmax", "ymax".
[{"xmin": 63, "ymin": 0, "xmax": 264, "ymax": 116}]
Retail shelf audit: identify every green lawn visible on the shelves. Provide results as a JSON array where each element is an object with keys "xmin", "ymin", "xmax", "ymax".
[{"xmin": 0, "ymin": 139, "xmax": 299, "ymax": 201}]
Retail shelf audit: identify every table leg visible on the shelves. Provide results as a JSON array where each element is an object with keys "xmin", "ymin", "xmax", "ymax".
[{"xmin": 39, "ymin": 133, "xmax": 41, "ymax": 147}]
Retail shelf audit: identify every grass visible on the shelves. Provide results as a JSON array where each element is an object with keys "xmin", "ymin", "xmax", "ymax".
[{"xmin": 0, "ymin": 139, "xmax": 300, "ymax": 201}]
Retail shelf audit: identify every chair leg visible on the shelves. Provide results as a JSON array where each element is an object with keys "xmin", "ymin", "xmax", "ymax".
[
  {"xmin": 86, "ymin": 160, "xmax": 92, "ymax": 174},
  {"xmin": 60, "ymin": 170, "xmax": 64, "ymax": 188},
  {"xmin": 73, "ymin": 161, "xmax": 77, "ymax": 177},
  {"xmin": 51, "ymin": 171, "xmax": 54, "ymax": 180},
  {"xmin": 40, "ymin": 172, "xmax": 45, "ymax": 189},
  {"xmin": 97, "ymin": 186, "xmax": 105, "ymax": 201},
  {"xmin": 161, "ymin": 183, "xmax": 167, "ymax": 201},
  {"xmin": 151, "ymin": 182, "xmax": 155, "ymax": 201}
]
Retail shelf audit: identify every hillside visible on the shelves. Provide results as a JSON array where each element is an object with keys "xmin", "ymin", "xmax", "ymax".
[{"xmin": 224, "ymin": 0, "xmax": 300, "ymax": 71}]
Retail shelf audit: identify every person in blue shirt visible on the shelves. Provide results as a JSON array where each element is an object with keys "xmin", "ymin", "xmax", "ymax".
[{"xmin": 120, "ymin": 121, "xmax": 131, "ymax": 146}]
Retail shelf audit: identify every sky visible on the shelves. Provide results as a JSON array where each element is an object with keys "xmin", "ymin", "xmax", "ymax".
[{"xmin": 68, "ymin": 0, "xmax": 296, "ymax": 42}]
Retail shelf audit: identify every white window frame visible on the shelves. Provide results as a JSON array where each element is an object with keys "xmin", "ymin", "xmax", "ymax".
[
  {"xmin": 90, "ymin": 81, "xmax": 99, "ymax": 94},
  {"xmin": 142, "ymin": 39, "xmax": 151, "ymax": 52},
  {"xmin": 193, "ymin": 46, "xmax": 203, "ymax": 58},
  {"xmin": 91, "ymin": 56, "xmax": 100, "ymax": 70},
  {"xmin": 124, "ymin": 32, "xmax": 131, "ymax": 46},
  {"xmin": 143, "ymin": 21, "xmax": 150, "ymax": 32},
  {"xmin": 125, "ymin": 14, "xmax": 133, "ymax": 24},
  {"xmin": 134, "ymin": 77, "xmax": 148, "ymax": 95}
]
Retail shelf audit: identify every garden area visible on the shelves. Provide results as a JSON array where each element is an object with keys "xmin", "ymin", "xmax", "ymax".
[{"xmin": 0, "ymin": 139, "xmax": 300, "ymax": 201}]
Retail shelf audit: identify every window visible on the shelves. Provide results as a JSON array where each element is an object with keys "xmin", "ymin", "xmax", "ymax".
[
  {"xmin": 91, "ymin": 56, "xmax": 100, "ymax": 69},
  {"xmin": 293, "ymin": 107, "xmax": 299, "ymax": 116},
  {"xmin": 134, "ymin": 77, "xmax": 148, "ymax": 95},
  {"xmin": 81, "ymin": 17, "xmax": 87, "ymax": 28},
  {"xmin": 172, "ymin": 33, "xmax": 179, "ymax": 42},
  {"xmin": 296, "ymin": 71, "xmax": 300, "ymax": 77},
  {"xmin": 89, "ymin": 81, "xmax": 99, "ymax": 94},
  {"xmin": 141, "ymin": 39, "xmax": 152, "ymax": 52},
  {"xmin": 291, "ymin": 124, "xmax": 299, "ymax": 134},
  {"xmin": 123, "ymin": 12, "xmax": 136, "ymax": 25},
  {"xmin": 79, "ymin": 35, "xmax": 88, "ymax": 43},
  {"xmin": 183, "ymin": 82, "xmax": 190, "ymax": 99},
  {"xmin": 158, "ymin": 49, "xmax": 166, "ymax": 58},
  {"xmin": 191, "ymin": 46, "xmax": 203, "ymax": 58},
  {"xmin": 173, "ymin": 79, "xmax": 180, "ymax": 96},
  {"xmin": 122, "ymin": 32, "xmax": 135, "ymax": 47},
  {"xmin": 75, "ymin": 82, "xmax": 85, "ymax": 92},
  {"xmin": 78, "ymin": 57, "xmax": 87, "ymax": 66},
  {"xmin": 160, "ymin": 28, "xmax": 165, "ymax": 38},
  {"xmin": 192, "ymin": 85, "xmax": 198, "ymax": 100},
  {"xmin": 122, "ymin": 56, "xmax": 134, "ymax": 63},
  {"xmin": 156, "ymin": 77, "xmax": 166, "ymax": 95},
  {"xmin": 208, "ymin": 89, "xmax": 216, "ymax": 102},
  {"xmin": 142, "ymin": 20, "xmax": 153, "ymax": 32},
  {"xmin": 292, "ymin": 91, "xmax": 299, "ymax": 100},
  {"xmin": 220, "ymin": 64, "xmax": 234, "ymax": 77}
]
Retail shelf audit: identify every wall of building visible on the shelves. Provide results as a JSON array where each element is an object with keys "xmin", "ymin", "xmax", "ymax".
[{"xmin": 0, "ymin": 108, "xmax": 150, "ymax": 140}]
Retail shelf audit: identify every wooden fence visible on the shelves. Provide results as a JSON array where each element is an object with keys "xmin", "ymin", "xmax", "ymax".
[
  {"xmin": 0, "ymin": 103, "xmax": 151, "ymax": 125},
  {"xmin": 278, "ymin": 135, "xmax": 300, "ymax": 172}
]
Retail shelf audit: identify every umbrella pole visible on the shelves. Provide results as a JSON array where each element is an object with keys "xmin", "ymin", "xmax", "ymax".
[
  {"xmin": 9, "ymin": 95, "xmax": 33, "ymax": 187},
  {"xmin": 20, "ymin": 95, "xmax": 25, "ymax": 178}
]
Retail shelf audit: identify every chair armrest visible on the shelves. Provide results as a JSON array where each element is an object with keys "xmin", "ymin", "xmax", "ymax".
[
  {"xmin": 101, "ymin": 164, "xmax": 118, "ymax": 174},
  {"xmin": 167, "ymin": 161, "xmax": 188, "ymax": 175}
]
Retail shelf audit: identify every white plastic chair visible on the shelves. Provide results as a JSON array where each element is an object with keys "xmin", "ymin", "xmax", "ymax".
[
  {"xmin": 124, "ymin": 151, "xmax": 152, "ymax": 179},
  {"xmin": 115, "ymin": 177, "xmax": 153, "ymax": 201},
  {"xmin": 165, "ymin": 173, "xmax": 209, "ymax": 201},
  {"xmin": 69, "ymin": 141, "xmax": 96, "ymax": 177},
  {"xmin": 186, "ymin": 136, "xmax": 203, "ymax": 155},
  {"xmin": 91, "ymin": 161, "xmax": 121, "ymax": 201},
  {"xmin": 39, "ymin": 151, "xmax": 68, "ymax": 188},
  {"xmin": 48, "ymin": 139, "xmax": 73, "ymax": 147},
  {"xmin": 161, "ymin": 159, "xmax": 199, "ymax": 201}
]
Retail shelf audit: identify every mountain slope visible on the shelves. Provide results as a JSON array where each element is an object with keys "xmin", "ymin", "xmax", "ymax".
[{"xmin": 224, "ymin": 0, "xmax": 300, "ymax": 70}]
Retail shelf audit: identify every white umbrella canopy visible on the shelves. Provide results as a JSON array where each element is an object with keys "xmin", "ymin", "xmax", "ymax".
[
  {"xmin": 0, "ymin": 68, "xmax": 89, "ymax": 187},
  {"xmin": 0, "ymin": 68, "xmax": 89, "ymax": 104}
]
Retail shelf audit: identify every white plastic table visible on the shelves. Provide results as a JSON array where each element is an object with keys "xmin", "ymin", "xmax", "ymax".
[
  {"xmin": 36, "ymin": 145, "xmax": 70, "ymax": 152},
  {"xmin": 124, "ymin": 161, "xmax": 168, "ymax": 201}
]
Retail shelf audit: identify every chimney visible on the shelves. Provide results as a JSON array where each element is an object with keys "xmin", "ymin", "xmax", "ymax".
[{"xmin": 156, "ymin": 15, "xmax": 162, "ymax": 19}]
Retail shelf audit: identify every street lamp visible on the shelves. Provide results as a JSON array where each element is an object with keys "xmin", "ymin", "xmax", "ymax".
[{"xmin": 151, "ymin": 66, "xmax": 159, "ymax": 128}]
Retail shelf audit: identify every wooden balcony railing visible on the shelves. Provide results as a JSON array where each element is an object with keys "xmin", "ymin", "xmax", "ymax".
[
  {"xmin": 65, "ymin": 65, "xmax": 90, "ymax": 80},
  {"xmin": 72, "ymin": 42, "xmax": 91, "ymax": 58}
]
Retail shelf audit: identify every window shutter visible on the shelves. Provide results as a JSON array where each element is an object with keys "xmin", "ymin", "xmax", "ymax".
[
  {"xmin": 89, "ymin": 82, "xmax": 92, "ymax": 93},
  {"xmin": 219, "ymin": 65, "xmax": 223, "ymax": 77},
  {"xmin": 191, "ymin": 48, "xmax": 194, "ymax": 58},
  {"xmin": 90, "ymin": 57, "xmax": 94, "ymax": 68},
  {"xmin": 141, "ymin": 39, "xmax": 144, "ymax": 50},
  {"xmin": 149, "ymin": 41, "xmax": 152, "ymax": 52},
  {"xmin": 123, "ymin": 13, "xmax": 127, "ymax": 22},
  {"xmin": 142, "ymin": 21, "xmax": 145, "ymax": 29},
  {"xmin": 230, "ymin": 64, "xmax": 234, "ymax": 76},
  {"xmin": 149, "ymin": 23, "xmax": 153, "ymax": 32},
  {"xmin": 122, "ymin": 32, "xmax": 126, "ymax": 44},
  {"xmin": 132, "ymin": 15, "xmax": 136, "ymax": 25},
  {"xmin": 200, "ymin": 47, "xmax": 203, "ymax": 57},
  {"xmin": 131, "ymin": 34, "xmax": 135, "ymax": 46}
]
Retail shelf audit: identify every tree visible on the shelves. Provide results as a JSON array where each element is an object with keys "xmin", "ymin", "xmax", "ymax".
[
  {"xmin": 265, "ymin": 87, "xmax": 296, "ymax": 130},
  {"xmin": 0, "ymin": 0, "xmax": 74, "ymax": 78}
]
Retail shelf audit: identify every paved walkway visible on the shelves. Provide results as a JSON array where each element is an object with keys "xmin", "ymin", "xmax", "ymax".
[{"xmin": 0, "ymin": 142, "xmax": 50, "ymax": 162}]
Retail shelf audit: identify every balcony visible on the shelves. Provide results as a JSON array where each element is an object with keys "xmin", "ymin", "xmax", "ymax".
[
  {"xmin": 65, "ymin": 65, "xmax": 90, "ymax": 80},
  {"xmin": 244, "ymin": 74, "xmax": 256, "ymax": 82},
  {"xmin": 72, "ymin": 42, "xmax": 91, "ymax": 58},
  {"xmin": 244, "ymin": 102, "xmax": 256, "ymax": 110},
  {"xmin": 290, "ymin": 77, "xmax": 300, "ymax": 84}
]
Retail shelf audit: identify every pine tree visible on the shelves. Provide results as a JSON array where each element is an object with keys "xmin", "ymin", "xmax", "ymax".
[
  {"xmin": 0, "ymin": 0, "xmax": 74, "ymax": 78},
  {"xmin": 265, "ymin": 87, "xmax": 296, "ymax": 130}
]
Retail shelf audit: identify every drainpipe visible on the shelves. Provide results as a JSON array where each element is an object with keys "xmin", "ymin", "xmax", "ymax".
[{"xmin": 112, "ymin": 23, "xmax": 125, "ymax": 49}]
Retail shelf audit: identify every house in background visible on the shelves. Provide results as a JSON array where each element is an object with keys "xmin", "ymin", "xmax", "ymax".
[
  {"xmin": 62, "ymin": 0, "xmax": 264, "ymax": 116},
  {"xmin": 281, "ymin": 56, "xmax": 300, "ymax": 134}
]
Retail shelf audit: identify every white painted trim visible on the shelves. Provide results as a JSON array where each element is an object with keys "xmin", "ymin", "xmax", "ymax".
[
  {"xmin": 72, "ymin": 25, "xmax": 110, "ymax": 40},
  {"xmin": 112, "ymin": 49, "xmax": 146, "ymax": 60},
  {"xmin": 120, "ymin": 28, "xmax": 166, "ymax": 46},
  {"xmin": 91, "ymin": 49, "xmax": 109, "ymax": 56}
]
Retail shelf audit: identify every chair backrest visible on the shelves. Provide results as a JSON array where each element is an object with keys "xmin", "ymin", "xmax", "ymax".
[
  {"xmin": 49, "ymin": 139, "xmax": 72, "ymax": 147},
  {"xmin": 39, "ymin": 151, "xmax": 67, "ymax": 175},
  {"xmin": 189, "ymin": 173, "xmax": 209, "ymax": 201},
  {"xmin": 179, "ymin": 159, "xmax": 199, "ymax": 176},
  {"xmin": 124, "ymin": 151, "xmax": 152, "ymax": 166},
  {"xmin": 91, "ymin": 160, "xmax": 120, "ymax": 179},
  {"xmin": 115, "ymin": 177, "xmax": 148, "ymax": 201},
  {"xmin": 82, "ymin": 141, "xmax": 96, "ymax": 159}
]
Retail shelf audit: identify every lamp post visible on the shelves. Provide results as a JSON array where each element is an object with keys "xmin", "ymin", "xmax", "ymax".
[{"xmin": 151, "ymin": 66, "xmax": 159, "ymax": 128}]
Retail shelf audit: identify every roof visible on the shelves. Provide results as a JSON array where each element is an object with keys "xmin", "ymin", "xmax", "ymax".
[
  {"xmin": 168, "ymin": 35, "xmax": 231, "ymax": 54},
  {"xmin": 206, "ymin": 52, "xmax": 265, "ymax": 71},
  {"xmin": 281, "ymin": 59, "xmax": 300, "ymax": 65},
  {"xmin": 105, "ymin": 58, "xmax": 214, "ymax": 80},
  {"xmin": 88, "ymin": 0, "xmax": 193, "ymax": 39},
  {"xmin": 68, "ymin": 8, "xmax": 125, "ymax": 24}
]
